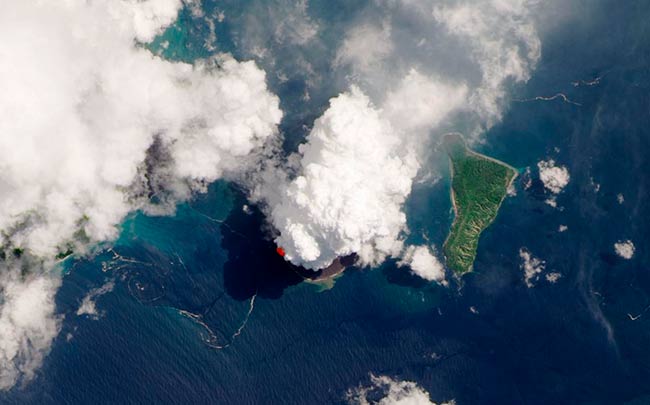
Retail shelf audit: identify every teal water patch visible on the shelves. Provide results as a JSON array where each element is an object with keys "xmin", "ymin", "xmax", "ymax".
[
  {"xmin": 147, "ymin": 6, "xmax": 213, "ymax": 62},
  {"xmin": 116, "ymin": 180, "xmax": 234, "ymax": 252}
]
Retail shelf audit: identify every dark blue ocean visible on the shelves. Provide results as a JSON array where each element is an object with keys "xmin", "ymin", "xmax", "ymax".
[{"xmin": 3, "ymin": 1, "xmax": 650, "ymax": 404}]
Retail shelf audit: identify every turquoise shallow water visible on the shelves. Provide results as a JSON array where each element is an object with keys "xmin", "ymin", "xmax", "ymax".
[{"xmin": 3, "ymin": 1, "xmax": 650, "ymax": 404}]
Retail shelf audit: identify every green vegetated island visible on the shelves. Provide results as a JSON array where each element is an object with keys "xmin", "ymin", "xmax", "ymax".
[{"xmin": 443, "ymin": 133, "xmax": 518, "ymax": 275}]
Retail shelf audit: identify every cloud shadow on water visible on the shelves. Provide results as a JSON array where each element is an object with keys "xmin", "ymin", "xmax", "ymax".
[{"xmin": 380, "ymin": 259, "xmax": 429, "ymax": 289}]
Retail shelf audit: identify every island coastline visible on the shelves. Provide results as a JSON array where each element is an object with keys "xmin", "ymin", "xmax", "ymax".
[{"xmin": 442, "ymin": 133, "xmax": 518, "ymax": 275}]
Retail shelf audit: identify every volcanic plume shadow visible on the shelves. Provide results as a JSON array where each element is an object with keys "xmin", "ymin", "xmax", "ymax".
[{"xmin": 221, "ymin": 189, "xmax": 303, "ymax": 301}]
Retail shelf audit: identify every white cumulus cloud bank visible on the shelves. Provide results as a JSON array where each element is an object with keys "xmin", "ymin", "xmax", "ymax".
[
  {"xmin": 399, "ymin": 246, "xmax": 446, "ymax": 283},
  {"xmin": 537, "ymin": 159, "xmax": 570, "ymax": 194},
  {"xmin": 347, "ymin": 374, "xmax": 453, "ymax": 405},
  {"xmin": 0, "ymin": 272, "xmax": 60, "ymax": 390},
  {"xmin": 0, "ymin": 0, "xmax": 281, "ymax": 389},
  {"xmin": 519, "ymin": 247, "xmax": 545, "ymax": 288},
  {"xmin": 614, "ymin": 240, "xmax": 635, "ymax": 260},
  {"xmin": 255, "ymin": 0, "xmax": 542, "ymax": 271}
]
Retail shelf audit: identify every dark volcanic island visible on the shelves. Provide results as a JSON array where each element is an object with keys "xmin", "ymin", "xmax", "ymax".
[{"xmin": 292, "ymin": 254, "xmax": 358, "ymax": 281}]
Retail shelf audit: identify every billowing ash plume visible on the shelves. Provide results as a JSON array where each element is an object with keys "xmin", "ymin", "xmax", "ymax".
[
  {"xmin": 0, "ymin": 0, "xmax": 280, "ymax": 389},
  {"xmin": 253, "ymin": 0, "xmax": 541, "ymax": 272},
  {"xmin": 261, "ymin": 88, "xmax": 419, "ymax": 270}
]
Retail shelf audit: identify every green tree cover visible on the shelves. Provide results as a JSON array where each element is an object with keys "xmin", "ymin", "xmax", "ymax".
[{"xmin": 443, "ymin": 134, "xmax": 517, "ymax": 274}]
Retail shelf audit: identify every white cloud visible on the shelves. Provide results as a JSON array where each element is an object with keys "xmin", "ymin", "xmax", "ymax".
[
  {"xmin": 558, "ymin": 225, "xmax": 568, "ymax": 232},
  {"xmin": 545, "ymin": 272, "xmax": 562, "ymax": 283},
  {"xmin": 1, "ymin": 0, "xmax": 281, "ymax": 258},
  {"xmin": 383, "ymin": 70, "xmax": 468, "ymax": 134},
  {"xmin": 433, "ymin": 0, "xmax": 541, "ymax": 127},
  {"xmin": 272, "ymin": 0, "xmax": 319, "ymax": 45},
  {"xmin": 336, "ymin": 0, "xmax": 540, "ymax": 133},
  {"xmin": 124, "ymin": 0, "xmax": 184, "ymax": 42},
  {"xmin": 347, "ymin": 374, "xmax": 453, "ymax": 405},
  {"xmin": 519, "ymin": 248, "xmax": 545, "ymax": 288},
  {"xmin": 589, "ymin": 177, "xmax": 601, "ymax": 193},
  {"xmin": 0, "ymin": 0, "xmax": 281, "ymax": 389},
  {"xmin": 259, "ymin": 88, "xmax": 418, "ymax": 270},
  {"xmin": 335, "ymin": 21, "xmax": 394, "ymax": 77},
  {"xmin": 617, "ymin": 193, "xmax": 625, "ymax": 204},
  {"xmin": 399, "ymin": 245, "xmax": 446, "ymax": 283},
  {"xmin": 0, "ymin": 271, "xmax": 61, "ymax": 390},
  {"xmin": 77, "ymin": 280, "xmax": 116, "ymax": 320},
  {"xmin": 614, "ymin": 240, "xmax": 635, "ymax": 260},
  {"xmin": 231, "ymin": 0, "xmax": 320, "ymax": 76},
  {"xmin": 544, "ymin": 197, "xmax": 558, "ymax": 208},
  {"xmin": 537, "ymin": 160, "xmax": 570, "ymax": 194}
]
